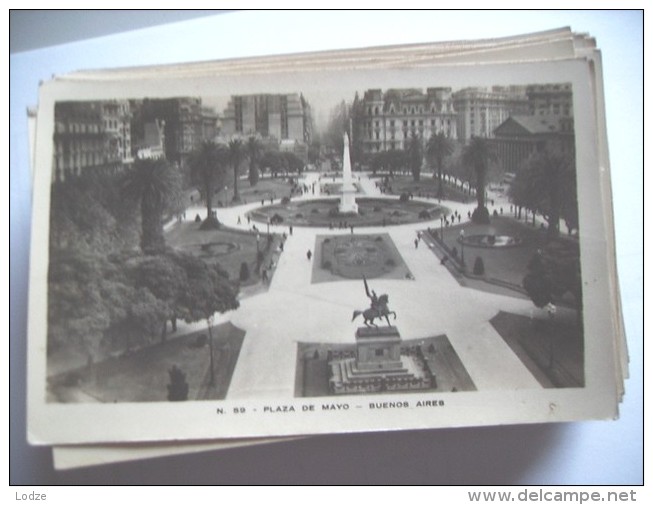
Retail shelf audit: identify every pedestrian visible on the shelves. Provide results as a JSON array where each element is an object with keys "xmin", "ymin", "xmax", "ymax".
[
  {"xmin": 262, "ymin": 269, "xmax": 269, "ymax": 284},
  {"xmin": 350, "ymin": 225, "xmax": 354, "ymax": 234},
  {"xmin": 247, "ymin": 215, "xmax": 251, "ymax": 224},
  {"xmin": 261, "ymin": 199, "xmax": 265, "ymax": 206},
  {"xmin": 237, "ymin": 216, "xmax": 241, "ymax": 225},
  {"xmin": 414, "ymin": 238, "xmax": 419, "ymax": 249},
  {"xmin": 306, "ymin": 249, "xmax": 312, "ymax": 261},
  {"xmin": 279, "ymin": 241, "xmax": 284, "ymax": 252},
  {"xmin": 289, "ymin": 225, "xmax": 293, "ymax": 236},
  {"xmin": 458, "ymin": 214, "xmax": 461, "ymax": 223}
]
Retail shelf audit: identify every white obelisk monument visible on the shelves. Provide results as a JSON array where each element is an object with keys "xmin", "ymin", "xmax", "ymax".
[{"xmin": 338, "ymin": 132, "xmax": 359, "ymax": 214}]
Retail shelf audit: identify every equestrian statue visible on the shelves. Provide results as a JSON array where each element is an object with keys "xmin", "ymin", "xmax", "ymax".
[{"xmin": 352, "ymin": 277, "xmax": 397, "ymax": 327}]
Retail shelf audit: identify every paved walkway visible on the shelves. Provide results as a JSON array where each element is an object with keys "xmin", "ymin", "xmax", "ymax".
[{"xmin": 159, "ymin": 171, "xmax": 570, "ymax": 399}]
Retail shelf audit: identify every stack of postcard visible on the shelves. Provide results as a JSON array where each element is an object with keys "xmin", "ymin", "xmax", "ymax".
[{"xmin": 26, "ymin": 27, "xmax": 627, "ymax": 470}]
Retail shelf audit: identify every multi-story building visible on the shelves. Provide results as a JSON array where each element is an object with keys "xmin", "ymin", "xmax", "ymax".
[
  {"xmin": 52, "ymin": 100, "xmax": 133, "ymax": 182},
  {"xmin": 201, "ymin": 105, "xmax": 219, "ymax": 142},
  {"xmin": 136, "ymin": 119, "xmax": 166, "ymax": 160},
  {"xmin": 221, "ymin": 93, "xmax": 313, "ymax": 145},
  {"xmin": 526, "ymin": 83, "xmax": 573, "ymax": 117},
  {"xmin": 452, "ymin": 86, "xmax": 529, "ymax": 142},
  {"xmin": 354, "ymin": 88, "xmax": 458, "ymax": 156}
]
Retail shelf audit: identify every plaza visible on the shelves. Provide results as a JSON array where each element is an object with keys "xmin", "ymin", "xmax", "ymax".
[{"xmin": 165, "ymin": 167, "xmax": 581, "ymax": 400}]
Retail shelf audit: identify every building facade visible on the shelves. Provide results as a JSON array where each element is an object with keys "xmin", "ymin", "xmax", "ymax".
[
  {"xmin": 52, "ymin": 100, "xmax": 133, "ymax": 182},
  {"xmin": 353, "ymin": 88, "xmax": 458, "ymax": 156},
  {"xmin": 221, "ymin": 93, "xmax": 313, "ymax": 145},
  {"xmin": 526, "ymin": 83, "xmax": 573, "ymax": 117},
  {"xmin": 452, "ymin": 86, "xmax": 529, "ymax": 142},
  {"xmin": 492, "ymin": 114, "xmax": 576, "ymax": 175}
]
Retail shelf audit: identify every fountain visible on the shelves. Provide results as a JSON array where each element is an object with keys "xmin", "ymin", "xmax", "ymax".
[{"xmin": 338, "ymin": 132, "xmax": 358, "ymax": 214}]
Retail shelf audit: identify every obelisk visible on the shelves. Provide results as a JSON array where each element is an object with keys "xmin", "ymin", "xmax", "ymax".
[{"xmin": 338, "ymin": 132, "xmax": 359, "ymax": 214}]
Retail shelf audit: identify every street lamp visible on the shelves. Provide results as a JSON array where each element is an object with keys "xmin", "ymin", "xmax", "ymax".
[
  {"xmin": 267, "ymin": 217, "xmax": 271, "ymax": 237},
  {"xmin": 440, "ymin": 216, "xmax": 444, "ymax": 240},
  {"xmin": 207, "ymin": 314, "xmax": 215, "ymax": 386},
  {"xmin": 459, "ymin": 229, "xmax": 465, "ymax": 269},
  {"xmin": 546, "ymin": 303, "xmax": 557, "ymax": 369},
  {"xmin": 256, "ymin": 232, "xmax": 261, "ymax": 273}
]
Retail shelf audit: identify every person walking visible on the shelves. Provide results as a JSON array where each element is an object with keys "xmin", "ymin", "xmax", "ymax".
[{"xmin": 306, "ymin": 250, "xmax": 312, "ymax": 261}]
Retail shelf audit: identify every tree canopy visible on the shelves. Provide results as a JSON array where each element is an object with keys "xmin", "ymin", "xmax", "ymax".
[
  {"xmin": 189, "ymin": 140, "xmax": 229, "ymax": 229},
  {"xmin": 121, "ymin": 157, "xmax": 182, "ymax": 253},
  {"xmin": 509, "ymin": 148, "xmax": 578, "ymax": 237}
]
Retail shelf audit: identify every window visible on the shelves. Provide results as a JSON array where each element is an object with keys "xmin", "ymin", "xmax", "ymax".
[{"xmin": 375, "ymin": 349, "xmax": 384, "ymax": 357}]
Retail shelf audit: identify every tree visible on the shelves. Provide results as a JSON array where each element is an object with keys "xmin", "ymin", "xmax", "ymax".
[
  {"xmin": 47, "ymin": 250, "xmax": 168, "ymax": 363},
  {"xmin": 246, "ymin": 136, "xmax": 263, "ymax": 187},
  {"xmin": 462, "ymin": 137, "xmax": 496, "ymax": 224},
  {"xmin": 406, "ymin": 132, "xmax": 423, "ymax": 182},
  {"xmin": 509, "ymin": 149, "xmax": 577, "ymax": 238},
  {"xmin": 426, "ymin": 132, "xmax": 454, "ymax": 198},
  {"xmin": 130, "ymin": 253, "xmax": 188, "ymax": 341},
  {"xmin": 121, "ymin": 157, "xmax": 182, "ymax": 254},
  {"xmin": 523, "ymin": 243, "xmax": 582, "ymax": 324},
  {"xmin": 189, "ymin": 140, "xmax": 228, "ymax": 230},
  {"xmin": 260, "ymin": 150, "xmax": 283, "ymax": 178},
  {"xmin": 172, "ymin": 253, "xmax": 240, "ymax": 386},
  {"xmin": 228, "ymin": 137, "xmax": 246, "ymax": 202},
  {"xmin": 281, "ymin": 151, "xmax": 304, "ymax": 175},
  {"xmin": 50, "ymin": 173, "xmax": 139, "ymax": 254}
]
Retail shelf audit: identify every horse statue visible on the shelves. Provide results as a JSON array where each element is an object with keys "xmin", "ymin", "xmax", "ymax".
[{"xmin": 351, "ymin": 277, "xmax": 397, "ymax": 327}]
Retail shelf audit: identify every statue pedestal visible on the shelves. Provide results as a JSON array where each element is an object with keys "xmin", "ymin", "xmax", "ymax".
[
  {"xmin": 338, "ymin": 189, "xmax": 359, "ymax": 214},
  {"xmin": 354, "ymin": 326, "xmax": 403, "ymax": 372},
  {"xmin": 328, "ymin": 326, "xmax": 436, "ymax": 394}
]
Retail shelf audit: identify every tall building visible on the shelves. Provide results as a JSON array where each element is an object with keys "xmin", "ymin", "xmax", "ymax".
[
  {"xmin": 52, "ymin": 100, "xmax": 132, "ymax": 182},
  {"xmin": 526, "ymin": 83, "xmax": 573, "ymax": 117},
  {"xmin": 354, "ymin": 88, "xmax": 458, "ymax": 156},
  {"xmin": 452, "ymin": 86, "xmax": 529, "ymax": 142},
  {"xmin": 131, "ymin": 97, "xmax": 204, "ymax": 165},
  {"xmin": 221, "ymin": 93, "xmax": 313, "ymax": 144}
]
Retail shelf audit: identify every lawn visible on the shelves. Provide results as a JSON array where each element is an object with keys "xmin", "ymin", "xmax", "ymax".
[
  {"xmin": 311, "ymin": 233, "xmax": 413, "ymax": 283},
  {"xmin": 166, "ymin": 221, "xmax": 282, "ymax": 286},
  {"xmin": 47, "ymin": 322, "xmax": 246, "ymax": 403},
  {"xmin": 371, "ymin": 174, "xmax": 472, "ymax": 203},
  {"xmin": 491, "ymin": 311, "xmax": 584, "ymax": 388},
  {"xmin": 431, "ymin": 216, "xmax": 580, "ymax": 293}
]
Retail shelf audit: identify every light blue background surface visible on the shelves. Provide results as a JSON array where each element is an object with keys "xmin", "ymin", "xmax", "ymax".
[{"xmin": 9, "ymin": 10, "xmax": 643, "ymax": 484}]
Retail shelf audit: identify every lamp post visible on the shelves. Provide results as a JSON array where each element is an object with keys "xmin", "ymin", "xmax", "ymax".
[
  {"xmin": 546, "ymin": 303, "xmax": 557, "ymax": 369},
  {"xmin": 459, "ymin": 229, "xmax": 465, "ymax": 270},
  {"xmin": 256, "ymin": 232, "xmax": 261, "ymax": 273},
  {"xmin": 207, "ymin": 314, "xmax": 215, "ymax": 386}
]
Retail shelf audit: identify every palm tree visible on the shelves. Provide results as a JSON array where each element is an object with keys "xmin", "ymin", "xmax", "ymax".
[
  {"xmin": 462, "ymin": 137, "xmax": 496, "ymax": 224},
  {"xmin": 189, "ymin": 140, "xmax": 228, "ymax": 230},
  {"xmin": 122, "ymin": 157, "xmax": 181, "ymax": 253},
  {"xmin": 245, "ymin": 136, "xmax": 263, "ymax": 187},
  {"xmin": 406, "ymin": 132, "xmax": 423, "ymax": 182},
  {"xmin": 426, "ymin": 132, "xmax": 454, "ymax": 198},
  {"xmin": 228, "ymin": 137, "xmax": 246, "ymax": 202}
]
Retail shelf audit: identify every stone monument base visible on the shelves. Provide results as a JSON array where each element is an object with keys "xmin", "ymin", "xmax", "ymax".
[{"xmin": 328, "ymin": 326, "xmax": 435, "ymax": 394}]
